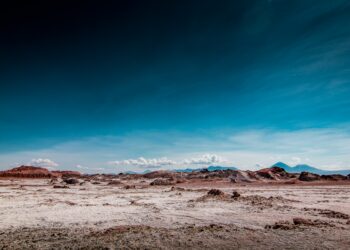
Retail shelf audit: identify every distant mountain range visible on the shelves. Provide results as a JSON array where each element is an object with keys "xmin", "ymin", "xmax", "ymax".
[
  {"xmin": 272, "ymin": 162, "xmax": 350, "ymax": 175},
  {"xmin": 122, "ymin": 163, "xmax": 350, "ymax": 176},
  {"xmin": 123, "ymin": 170, "xmax": 151, "ymax": 175},
  {"xmin": 174, "ymin": 166, "xmax": 238, "ymax": 173},
  {"xmin": 122, "ymin": 166, "xmax": 238, "ymax": 174}
]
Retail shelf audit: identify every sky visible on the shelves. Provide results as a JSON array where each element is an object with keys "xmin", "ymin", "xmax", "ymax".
[{"xmin": 1, "ymin": 0, "xmax": 350, "ymax": 173}]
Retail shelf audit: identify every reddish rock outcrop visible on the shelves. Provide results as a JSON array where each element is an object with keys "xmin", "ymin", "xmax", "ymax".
[
  {"xmin": 0, "ymin": 166, "xmax": 53, "ymax": 178},
  {"xmin": 230, "ymin": 170, "xmax": 254, "ymax": 183},
  {"xmin": 256, "ymin": 167, "xmax": 292, "ymax": 180},
  {"xmin": 0, "ymin": 166, "xmax": 81, "ymax": 179},
  {"xmin": 230, "ymin": 167, "xmax": 295, "ymax": 183}
]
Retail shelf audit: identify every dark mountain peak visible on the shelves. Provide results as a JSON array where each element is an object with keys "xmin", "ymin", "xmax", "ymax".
[
  {"xmin": 293, "ymin": 164, "xmax": 314, "ymax": 168},
  {"xmin": 207, "ymin": 166, "xmax": 238, "ymax": 171},
  {"xmin": 174, "ymin": 166, "xmax": 238, "ymax": 173},
  {"xmin": 272, "ymin": 162, "xmax": 290, "ymax": 168},
  {"xmin": 292, "ymin": 164, "xmax": 319, "ymax": 172}
]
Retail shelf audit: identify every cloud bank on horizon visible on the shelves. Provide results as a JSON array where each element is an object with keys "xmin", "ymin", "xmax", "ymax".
[
  {"xmin": 3, "ymin": 127, "xmax": 350, "ymax": 173},
  {"xmin": 108, "ymin": 154, "xmax": 224, "ymax": 169},
  {"xmin": 1, "ymin": 1, "xmax": 350, "ymax": 172}
]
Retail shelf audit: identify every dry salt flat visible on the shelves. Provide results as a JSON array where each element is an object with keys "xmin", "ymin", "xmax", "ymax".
[
  {"xmin": 1, "ymin": 179, "xmax": 350, "ymax": 229},
  {"xmin": 1, "ymin": 178, "xmax": 350, "ymax": 249}
]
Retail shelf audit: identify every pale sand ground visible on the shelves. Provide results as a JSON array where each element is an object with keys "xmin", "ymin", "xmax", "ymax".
[{"xmin": 0, "ymin": 178, "xmax": 350, "ymax": 249}]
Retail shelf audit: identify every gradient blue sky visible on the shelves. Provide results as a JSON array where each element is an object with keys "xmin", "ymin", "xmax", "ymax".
[{"xmin": 1, "ymin": 0, "xmax": 350, "ymax": 172}]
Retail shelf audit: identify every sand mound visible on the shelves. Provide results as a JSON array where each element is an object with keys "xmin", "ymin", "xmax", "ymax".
[
  {"xmin": 321, "ymin": 174, "xmax": 348, "ymax": 181},
  {"xmin": 195, "ymin": 189, "xmax": 231, "ymax": 202},
  {"xmin": 304, "ymin": 208, "xmax": 350, "ymax": 220},
  {"xmin": 230, "ymin": 170, "xmax": 253, "ymax": 183},
  {"xmin": 266, "ymin": 217, "xmax": 334, "ymax": 230},
  {"xmin": 150, "ymin": 178, "xmax": 175, "ymax": 186},
  {"xmin": 143, "ymin": 170, "xmax": 175, "ymax": 179},
  {"xmin": 52, "ymin": 171, "xmax": 81, "ymax": 178},
  {"xmin": 108, "ymin": 180, "xmax": 123, "ymax": 186}
]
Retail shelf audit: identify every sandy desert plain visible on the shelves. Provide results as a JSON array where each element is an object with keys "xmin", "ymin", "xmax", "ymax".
[{"xmin": 0, "ymin": 166, "xmax": 350, "ymax": 249}]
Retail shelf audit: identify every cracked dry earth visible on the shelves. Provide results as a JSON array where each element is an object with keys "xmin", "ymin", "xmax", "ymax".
[{"xmin": 0, "ymin": 179, "xmax": 350, "ymax": 249}]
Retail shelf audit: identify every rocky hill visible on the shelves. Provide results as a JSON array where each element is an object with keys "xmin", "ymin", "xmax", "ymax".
[
  {"xmin": 134, "ymin": 166, "xmax": 349, "ymax": 184},
  {"xmin": 272, "ymin": 162, "xmax": 350, "ymax": 175},
  {"xmin": 0, "ymin": 166, "xmax": 81, "ymax": 178},
  {"xmin": 0, "ymin": 165, "xmax": 349, "ymax": 184}
]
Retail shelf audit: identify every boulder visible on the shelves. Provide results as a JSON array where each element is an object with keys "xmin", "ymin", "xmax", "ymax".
[
  {"xmin": 293, "ymin": 217, "xmax": 315, "ymax": 226},
  {"xmin": 231, "ymin": 191, "xmax": 241, "ymax": 199},
  {"xmin": 53, "ymin": 185, "xmax": 69, "ymax": 189},
  {"xmin": 299, "ymin": 172, "xmax": 321, "ymax": 181},
  {"xmin": 265, "ymin": 221, "xmax": 294, "ymax": 230},
  {"xmin": 207, "ymin": 189, "xmax": 224, "ymax": 196},
  {"xmin": 52, "ymin": 170, "xmax": 81, "ymax": 178},
  {"xmin": 63, "ymin": 178, "xmax": 79, "ymax": 185}
]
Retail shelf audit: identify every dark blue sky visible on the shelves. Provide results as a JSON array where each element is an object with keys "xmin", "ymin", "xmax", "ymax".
[{"xmin": 1, "ymin": 0, "xmax": 350, "ymax": 171}]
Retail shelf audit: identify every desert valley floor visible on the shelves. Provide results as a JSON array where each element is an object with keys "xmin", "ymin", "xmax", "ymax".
[{"xmin": 0, "ymin": 171, "xmax": 350, "ymax": 249}]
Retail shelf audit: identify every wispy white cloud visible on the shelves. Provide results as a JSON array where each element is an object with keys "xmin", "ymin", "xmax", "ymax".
[
  {"xmin": 76, "ymin": 164, "xmax": 88, "ymax": 170},
  {"xmin": 183, "ymin": 154, "xmax": 224, "ymax": 165},
  {"xmin": 76, "ymin": 164, "xmax": 104, "ymax": 172},
  {"xmin": 108, "ymin": 154, "xmax": 226, "ymax": 170},
  {"xmin": 29, "ymin": 158, "xmax": 58, "ymax": 168},
  {"xmin": 108, "ymin": 157, "xmax": 176, "ymax": 169}
]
